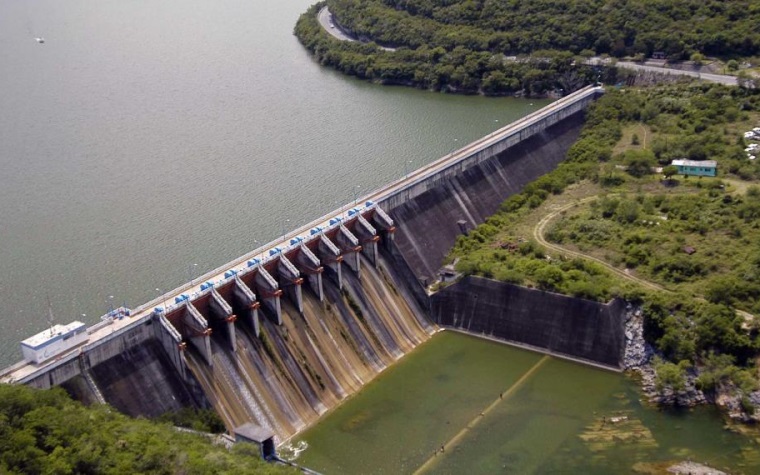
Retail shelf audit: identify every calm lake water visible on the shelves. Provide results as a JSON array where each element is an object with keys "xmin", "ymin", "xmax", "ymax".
[
  {"xmin": 296, "ymin": 332, "xmax": 760, "ymax": 475},
  {"xmin": 0, "ymin": 0, "xmax": 548, "ymax": 365}
]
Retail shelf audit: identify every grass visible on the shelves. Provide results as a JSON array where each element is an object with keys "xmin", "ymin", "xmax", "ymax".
[
  {"xmin": 487, "ymin": 181, "xmax": 600, "ymax": 249},
  {"xmin": 449, "ymin": 83, "xmax": 760, "ymax": 308},
  {"xmin": 612, "ymin": 123, "xmax": 652, "ymax": 156}
]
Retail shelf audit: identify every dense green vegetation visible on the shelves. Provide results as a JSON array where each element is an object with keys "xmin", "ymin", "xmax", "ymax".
[
  {"xmin": 448, "ymin": 84, "xmax": 760, "ymax": 387},
  {"xmin": 156, "ymin": 407, "xmax": 226, "ymax": 434},
  {"xmin": 328, "ymin": 0, "xmax": 760, "ymax": 59},
  {"xmin": 295, "ymin": 0, "xmax": 760, "ymax": 95},
  {"xmin": 547, "ymin": 186, "xmax": 760, "ymax": 314},
  {"xmin": 295, "ymin": 3, "xmax": 623, "ymax": 95},
  {"xmin": 0, "ymin": 384, "xmax": 292, "ymax": 475}
]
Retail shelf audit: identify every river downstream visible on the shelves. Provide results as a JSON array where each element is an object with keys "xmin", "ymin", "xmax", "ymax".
[{"xmin": 297, "ymin": 332, "xmax": 760, "ymax": 474}]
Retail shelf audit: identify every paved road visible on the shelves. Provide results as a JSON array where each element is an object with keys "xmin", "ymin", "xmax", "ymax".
[
  {"xmin": 584, "ymin": 57, "xmax": 738, "ymax": 86},
  {"xmin": 309, "ymin": 17, "xmax": 740, "ymax": 87},
  {"xmin": 317, "ymin": 7, "xmax": 396, "ymax": 51},
  {"xmin": 317, "ymin": 7, "xmax": 355, "ymax": 43},
  {"xmin": 614, "ymin": 61, "xmax": 738, "ymax": 86}
]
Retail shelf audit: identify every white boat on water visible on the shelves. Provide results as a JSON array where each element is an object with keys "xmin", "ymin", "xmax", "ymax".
[{"xmin": 35, "ymin": 37, "xmax": 45, "ymax": 44}]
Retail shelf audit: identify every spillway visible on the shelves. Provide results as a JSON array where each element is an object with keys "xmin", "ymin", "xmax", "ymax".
[
  {"xmin": 3, "ymin": 87, "xmax": 617, "ymax": 450},
  {"xmin": 186, "ymin": 253, "xmax": 433, "ymax": 442}
]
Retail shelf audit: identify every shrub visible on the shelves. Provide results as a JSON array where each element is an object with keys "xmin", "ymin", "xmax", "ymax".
[
  {"xmin": 623, "ymin": 149, "xmax": 656, "ymax": 177},
  {"xmin": 654, "ymin": 358, "xmax": 689, "ymax": 392}
]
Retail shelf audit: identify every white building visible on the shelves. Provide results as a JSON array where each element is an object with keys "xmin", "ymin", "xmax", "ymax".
[{"xmin": 20, "ymin": 321, "xmax": 88, "ymax": 364}]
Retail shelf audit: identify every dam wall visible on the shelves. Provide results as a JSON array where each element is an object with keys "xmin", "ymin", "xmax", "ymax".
[
  {"xmin": 2, "ymin": 85, "xmax": 619, "ymax": 441},
  {"xmin": 185, "ymin": 252, "xmax": 433, "ymax": 442},
  {"xmin": 378, "ymin": 87, "xmax": 600, "ymax": 212},
  {"xmin": 23, "ymin": 315, "xmax": 156, "ymax": 389},
  {"xmin": 380, "ymin": 97, "xmax": 595, "ymax": 286},
  {"xmin": 25, "ymin": 314, "xmax": 208, "ymax": 419},
  {"xmin": 21, "ymin": 317, "xmax": 152, "ymax": 390},
  {"xmin": 430, "ymin": 277, "xmax": 626, "ymax": 369}
]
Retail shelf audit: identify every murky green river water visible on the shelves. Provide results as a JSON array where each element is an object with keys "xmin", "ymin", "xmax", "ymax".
[{"xmin": 295, "ymin": 332, "xmax": 760, "ymax": 474}]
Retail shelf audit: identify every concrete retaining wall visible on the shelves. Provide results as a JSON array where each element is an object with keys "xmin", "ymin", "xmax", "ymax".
[
  {"xmin": 378, "ymin": 87, "xmax": 600, "ymax": 212},
  {"xmin": 430, "ymin": 277, "xmax": 626, "ymax": 368},
  {"xmin": 24, "ymin": 317, "xmax": 154, "ymax": 388},
  {"xmin": 25, "ymin": 354, "xmax": 80, "ymax": 389},
  {"xmin": 387, "ymin": 111, "xmax": 587, "ymax": 285},
  {"xmin": 24, "ymin": 315, "xmax": 207, "ymax": 418},
  {"xmin": 80, "ymin": 319, "xmax": 154, "ymax": 369},
  {"xmin": 88, "ymin": 339, "xmax": 202, "ymax": 418}
]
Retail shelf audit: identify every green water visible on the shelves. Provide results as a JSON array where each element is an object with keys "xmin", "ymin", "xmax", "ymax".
[{"xmin": 296, "ymin": 332, "xmax": 760, "ymax": 474}]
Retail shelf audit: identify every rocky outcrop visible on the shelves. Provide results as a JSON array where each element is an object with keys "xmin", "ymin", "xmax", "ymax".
[
  {"xmin": 624, "ymin": 304, "xmax": 760, "ymax": 416},
  {"xmin": 710, "ymin": 383, "xmax": 760, "ymax": 423},
  {"xmin": 622, "ymin": 305, "xmax": 653, "ymax": 370},
  {"xmin": 667, "ymin": 460, "xmax": 726, "ymax": 475},
  {"xmin": 623, "ymin": 305, "xmax": 706, "ymax": 407}
]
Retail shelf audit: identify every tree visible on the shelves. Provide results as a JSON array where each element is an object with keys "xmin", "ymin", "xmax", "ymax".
[
  {"xmin": 690, "ymin": 52, "xmax": 705, "ymax": 66},
  {"xmin": 535, "ymin": 264, "xmax": 564, "ymax": 290},
  {"xmin": 623, "ymin": 149, "xmax": 656, "ymax": 177},
  {"xmin": 0, "ymin": 385, "xmax": 292, "ymax": 475},
  {"xmin": 615, "ymin": 200, "xmax": 640, "ymax": 223},
  {"xmin": 662, "ymin": 165, "xmax": 679, "ymax": 184}
]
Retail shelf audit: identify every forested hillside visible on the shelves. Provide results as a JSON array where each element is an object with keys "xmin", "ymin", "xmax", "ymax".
[
  {"xmin": 295, "ymin": 3, "xmax": 622, "ymax": 95},
  {"xmin": 0, "ymin": 384, "xmax": 293, "ymax": 475},
  {"xmin": 295, "ymin": 0, "xmax": 759, "ymax": 95},
  {"xmin": 329, "ymin": 0, "xmax": 760, "ymax": 59}
]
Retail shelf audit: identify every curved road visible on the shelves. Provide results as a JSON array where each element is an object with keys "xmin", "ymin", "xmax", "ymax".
[
  {"xmin": 613, "ymin": 61, "xmax": 738, "ymax": 86},
  {"xmin": 313, "ymin": 12, "xmax": 740, "ymax": 87},
  {"xmin": 533, "ymin": 198, "xmax": 664, "ymax": 293},
  {"xmin": 317, "ymin": 7, "xmax": 355, "ymax": 42},
  {"xmin": 317, "ymin": 7, "xmax": 395, "ymax": 51}
]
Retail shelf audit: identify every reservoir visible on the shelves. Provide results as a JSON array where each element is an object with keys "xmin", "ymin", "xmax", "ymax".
[
  {"xmin": 3, "ymin": 0, "xmax": 759, "ymax": 470},
  {"xmin": 297, "ymin": 332, "xmax": 760, "ymax": 474},
  {"xmin": 0, "ymin": 0, "xmax": 547, "ymax": 366}
]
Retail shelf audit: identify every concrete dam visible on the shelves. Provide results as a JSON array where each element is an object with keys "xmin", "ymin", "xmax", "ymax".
[{"xmin": 1, "ymin": 86, "xmax": 624, "ymax": 444}]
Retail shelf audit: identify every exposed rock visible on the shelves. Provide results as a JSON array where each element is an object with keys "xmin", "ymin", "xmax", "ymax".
[
  {"xmin": 622, "ymin": 305, "xmax": 654, "ymax": 370},
  {"xmin": 623, "ymin": 304, "xmax": 705, "ymax": 407},
  {"xmin": 625, "ymin": 302, "xmax": 760, "ymax": 420},
  {"xmin": 647, "ymin": 367, "xmax": 707, "ymax": 407},
  {"xmin": 667, "ymin": 460, "xmax": 726, "ymax": 475},
  {"xmin": 711, "ymin": 382, "xmax": 760, "ymax": 423}
]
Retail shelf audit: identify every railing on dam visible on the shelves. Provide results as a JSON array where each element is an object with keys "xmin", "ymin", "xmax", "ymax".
[
  {"xmin": 1, "ymin": 85, "xmax": 604, "ymax": 384},
  {"xmin": 375, "ymin": 85, "xmax": 604, "ymax": 210}
]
